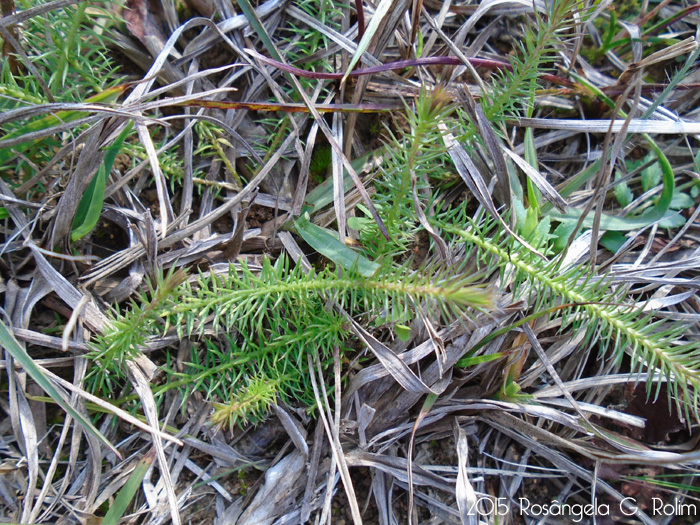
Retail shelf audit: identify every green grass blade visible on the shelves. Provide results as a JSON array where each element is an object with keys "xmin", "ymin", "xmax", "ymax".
[
  {"xmin": 71, "ymin": 165, "xmax": 107, "ymax": 242},
  {"xmin": 0, "ymin": 319, "xmax": 120, "ymax": 458},
  {"xmin": 102, "ymin": 449, "xmax": 156, "ymax": 525},
  {"xmin": 235, "ymin": 0, "xmax": 283, "ymax": 62},
  {"xmin": 548, "ymin": 141, "xmax": 675, "ymax": 231},
  {"xmin": 72, "ymin": 123, "xmax": 132, "ymax": 241},
  {"xmin": 456, "ymin": 352, "xmax": 506, "ymax": 368}
]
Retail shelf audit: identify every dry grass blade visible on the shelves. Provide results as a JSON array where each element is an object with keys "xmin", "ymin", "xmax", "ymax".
[
  {"xmin": 40, "ymin": 366, "xmax": 183, "ymax": 446},
  {"xmin": 272, "ymin": 404, "xmax": 308, "ymax": 456},
  {"xmin": 454, "ymin": 423, "xmax": 477, "ymax": 525},
  {"xmin": 458, "ymin": 88, "xmax": 511, "ymax": 208},
  {"xmin": 461, "ymin": 0, "xmax": 544, "ymax": 34},
  {"xmin": 441, "ymin": 127, "xmax": 547, "ymax": 259},
  {"xmin": 516, "ymin": 117, "xmax": 700, "ymax": 133},
  {"xmin": 180, "ymin": 0, "xmax": 284, "ymax": 60},
  {"xmin": 3, "ymin": 0, "xmax": 700, "ymax": 521},
  {"xmin": 244, "ymin": 36, "xmax": 390, "ymax": 238},
  {"xmin": 30, "ymin": 409, "xmax": 73, "ymax": 522},
  {"xmin": 351, "ymin": 319, "xmax": 443, "ymax": 395},
  {"xmin": 502, "ymin": 146, "xmax": 567, "ymax": 211},
  {"xmin": 0, "ymin": 320, "xmax": 122, "ymax": 458},
  {"xmin": 332, "ymin": 110, "xmax": 347, "ymax": 242},
  {"xmin": 237, "ymin": 450, "xmax": 307, "ymax": 524},
  {"xmin": 134, "ymin": 121, "xmax": 173, "ymax": 238},
  {"xmin": 345, "ymin": 450, "xmax": 454, "ymax": 492},
  {"xmin": 308, "ymin": 351, "xmax": 363, "ymax": 525},
  {"xmin": 16, "ymin": 384, "xmax": 38, "ymax": 523},
  {"xmin": 47, "ymin": 123, "xmax": 108, "ymax": 248},
  {"xmin": 485, "ymin": 412, "xmax": 657, "ymax": 525},
  {"xmin": 125, "ymin": 360, "xmax": 181, "ymax": 525},
  {"xmin": 27, "ymin": 244, "xmax": 108, "ymax": 331}
]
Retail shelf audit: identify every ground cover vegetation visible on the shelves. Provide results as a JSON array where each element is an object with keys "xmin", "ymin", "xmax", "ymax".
[{"xmin": 1, "ymin": 0, "xmax": 700, "ymax": 522}]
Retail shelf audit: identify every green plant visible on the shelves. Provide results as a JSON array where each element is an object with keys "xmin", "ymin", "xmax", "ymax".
[
  {"xmin": 583, "ymin": 2, "xmax": 698, "ymax": 64},
  {"xmin": 0, "ymin": 318, "xmax": 120, "ymax": 455},
  {"xmin": 0, "ymin": 0, "xmax": 123, "ymax": 172},
  {"xmin": 0, "ymin": 0, "xmax": 128, "ymax": 236},
  {"xmin": 193, "ymin": 119, "xmax": 245, "ymax": 190},
  {"xmin": 89, "ymin": 268, "xmax": 189, "ymax": 395},
  {"xmin": 5, "ymin": 0, "xmax": 700, "ymax": 520},
  {"xmin": 282, "ymin": 0, "xmax": 346, "ymax": 91},
  {"xmin": 91, "ymin": 254, "xmax": 493, "ymax": 424},
  {"xmin": 72, "ymin": 122, "xmax": 132, "ymax": 241},
  {"xmin": 309, "ymin": 144, "xmax": 332, "ymax": 182},
  {"xmin": 472, "ymin": 0, "xmax": 581, "ymax": 131},
  {"xmin": 613, "ymin": 152, "xmax": 696, "ymax": 230},
  {"xmin": 358, "ymin": 87, "xmax": 455, "ymax": 258},
  {"xmin": 88, "ymin": 0, "xmax": 700, "ymax": 430},
  {"xmin": 435, "ymin": 211, "xmax": 700, "ymax": 421}
]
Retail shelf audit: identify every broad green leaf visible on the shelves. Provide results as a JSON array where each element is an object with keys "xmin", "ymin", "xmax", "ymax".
[
  {"xmin": 0, "ymin": 319, "xmax": 120, "ymax": 458},
  {"xmin": 552, "ymin": 220, "xmax": 578, "ymax": 253},
  {"xmin": 600, "ymin": 231, "xmax": 627, "ymax": 253},
  {"xmin": 513, "ymin": 198, "xmax": 527, "ymax": 233},
  {"xmin": 641, "ymin": 155, "xmax": 662, "ymax": 192},
  {"xmin": 670, "ymin": 191, "xmax": 694, "ymax": 210},
  {"xmin": 659, "ymin": 211, "xmax": 686, "ymax": 229},
  {"xmin": 532, "ymin": 215, "xmax": 551, "ymax": 248},
  {"xmin": 613, "ymin": 171, "xmax": 634, "ymax": 208},
  {"xmin": 395, "ymin": 324, "xmax": 411, "ymax": 342},
  {"xmin": 524, "ymin": 206, "xmax": 539, "ymax": 240},
  {"xmin": 347, "ymin": 215, "xmax": 368, "ymax": 231},
  {"xmin": 295, "ymin": 213, "xmax": 380, "ymax": 277}
]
